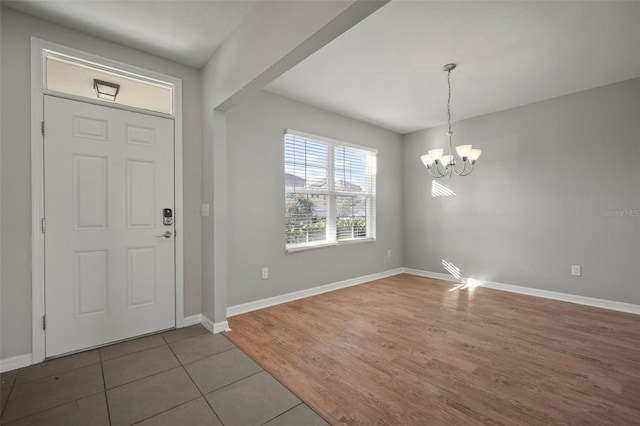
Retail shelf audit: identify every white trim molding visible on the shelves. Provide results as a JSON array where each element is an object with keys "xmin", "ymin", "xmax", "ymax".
[
  {"xmin": 30, "ymin": 38, "xmax": 185, "ymax": 363},
  {"xmin": 404, "ymin": 269, "xmax": 640, "ymax": 315},
  {"xmin": 403, "ymin": 268, "xmax": 461, "ymax": 283},
  {"xmin": 227, "ymin": 268, "xmax": 404, "ymax": 317},
  {"xmin": 200, "ymin": 315, "xmax": 231, "ymax": 334},
  {"xmin": 174, "ymin": 314, "xmax": 230, "ymax": 333},
  {"xmin": 214, "ymin": 321, "xmax": 231, "ymax": 334},
  {"xmin": 1, "ymin": 354, "xmax": 33, "ymax": 373},
  {"xmin": 183, "ymin": 314, "xmax": 203, "ymax": 327}
]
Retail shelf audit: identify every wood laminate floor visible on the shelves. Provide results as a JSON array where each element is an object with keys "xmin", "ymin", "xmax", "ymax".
[{"xmin": 224, "ymin": 274, "xmax": 640, "ymax": 425}]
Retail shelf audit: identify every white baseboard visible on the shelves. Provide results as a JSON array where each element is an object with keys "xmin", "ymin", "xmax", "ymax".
[
  {"xmin": 183, "ymin": 314, "xmax": 202, "ymax": 327},
  {"xmin": 404, "ymin": 268, "xmax": 640, "ymax": 315},
  {"xmin": 0, "ymin": 353, "xmax": 32, "ymax": 373},
  {"xmin": 214, "ymin": 320, "xmax": 231, "ymax": 333},
  {"xmin": 227, "ymin": 268, "xmax": 404, "ymax": 317},
  {"xmin": 200, "ymin": 315, "xmax": 230, "ymax": 334},
  {"xmin": 200, "ymin": 315, "xmax": 214, "ymax": 333},
  {"xmin": 404, "ymin": 268, "xmax": 462, "ymax": 283}
]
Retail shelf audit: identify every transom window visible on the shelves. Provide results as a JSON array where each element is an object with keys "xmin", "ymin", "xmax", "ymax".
[
  {"xmin": 284, "ymin": 129, "xmax": 377, "ymax": 252},
  {"xmin": 45, "ymin": 53, "xmax": 174, "ymax": 115}
]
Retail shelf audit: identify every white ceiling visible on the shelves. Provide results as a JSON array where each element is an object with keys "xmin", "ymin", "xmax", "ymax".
[
  {"xmin": 3, "ymin": 0, "xmax": 256, "ymax": 68},
  {"xmin": 265, "ymin": 1, "xmax": 640, "ymax": 134},
  {"xmin": 4, "ymin": 1, "xmax": 640, "ymax": 134}
]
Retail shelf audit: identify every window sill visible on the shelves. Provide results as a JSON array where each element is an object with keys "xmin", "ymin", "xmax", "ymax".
[{"xmin": 285, "ymin": 238, "xmax": 375, "ymax": 253}]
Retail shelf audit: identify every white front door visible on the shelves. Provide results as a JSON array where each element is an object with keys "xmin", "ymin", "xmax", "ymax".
[{"xmin": 44, "ymin": 95, "xmax": 176, "ymax": 357}]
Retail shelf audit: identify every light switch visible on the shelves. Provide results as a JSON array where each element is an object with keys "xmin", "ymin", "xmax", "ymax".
[{"xmin": 201, "ymin": 204, "xmax": 210, "ymax": 217}]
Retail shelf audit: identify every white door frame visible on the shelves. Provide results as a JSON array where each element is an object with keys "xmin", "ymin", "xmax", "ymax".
[{"xmin": 30, "ymin": 38, "xmax": 185, "ymax": 364}]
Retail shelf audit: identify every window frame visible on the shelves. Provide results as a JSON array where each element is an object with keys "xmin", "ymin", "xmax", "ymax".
[{"xmin": 284, "ymin": 129, "xmax": 377, "ymax": 253}]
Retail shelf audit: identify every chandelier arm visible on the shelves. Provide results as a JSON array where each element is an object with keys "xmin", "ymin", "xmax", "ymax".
[
  {"xmin": 451, "ymin": 159, "xmax": 468, "ymax": 176},
  {"xmin": 428, "ymin": 168, "xmax": 447, "ymax": 179},
  {"xmin": 435, "ymin": 161, "xmax": 450, "ymax": 177},
  {"xmin": 458, "ymin": 162, "xmax": 475, "ymax": 176},
  {"xmin": 427, "ymin": 163, "xmax": 447, "ymax": 178}
]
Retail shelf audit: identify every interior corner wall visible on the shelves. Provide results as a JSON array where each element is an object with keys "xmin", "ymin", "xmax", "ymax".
[
  {"xmin": 224, "ymin": 90, "xmax": 404, "ymax": 307},
  {"xmin": 0, "ymin": 7, "xmax": 203, "ymax": 360},
  {"xmin": 403, "ymin": 78, "xmax": 640, "ymax": 304}
]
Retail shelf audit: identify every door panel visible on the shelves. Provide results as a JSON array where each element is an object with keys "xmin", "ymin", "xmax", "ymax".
[
  {"xmin": 44, "ymin": 95, "xmax": 175, "ymax": 357},
  {"xmin": 127, "ymin": 160, "xmax": 155, "ymax": 228},
  {"xmin": 73, "ymin": 154, "xmax": 108, "ymax": 230}
]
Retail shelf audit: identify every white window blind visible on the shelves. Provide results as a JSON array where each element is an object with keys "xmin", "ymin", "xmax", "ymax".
[{"xmin": 285, "ymin": 130, "xmax": 376, "ymax": 252}]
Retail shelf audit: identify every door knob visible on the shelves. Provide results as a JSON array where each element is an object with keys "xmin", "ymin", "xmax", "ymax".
[{"xmin": 157, "ymin": 231, "xmax": 172, "ymax": 239}]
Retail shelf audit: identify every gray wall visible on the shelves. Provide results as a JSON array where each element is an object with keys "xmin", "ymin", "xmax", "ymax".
[
  {"xmin": 0, "ymin": 8, "xmax": 203, "ymax": 359},
  {"xmin": 225, "ymin": 90, "xmax": 404, "ymax": 306},
  {"xmin": 403, "ymin": 78, "xmax": 640, "ymax": 304}
]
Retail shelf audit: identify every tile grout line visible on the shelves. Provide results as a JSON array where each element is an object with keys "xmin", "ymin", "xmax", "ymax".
[
  {"xmin": 128, "ymin": 395, "xmax": 204, "ymax": 426},
  {"xmin": 100, "ymin": 324, "xmax": 208, "ymax": 364},
  {"xmin": 102, "ymin": 344, "xmax": 183, "ymax": 390},
  {"xmin": 259, "ymin": 402, "xmax": 304, "ymax": 426},
  {"xmin": 2, "ymin": 362, "xmax": 107, "ymax": 424},
  {"xmin": 161, "ymin": 327, "xmax": 209, "ymax": 346},
  {"xmin": 201, "ymin": 369, "xmax": 266, "ymax": 397},
  {"xmin": 101, "ymin": 341, "xmax": 166, "ymax": 363},
  {"xmin": 104, "ymin": 364, "xmax": 184, "ymax": 392},
  {"xmin": 103, "ymin": 330, "xmax": 225, "ymax": 393},
  {"xmin": 98, "ymin": 348, "xmax": 113, "ymax": 426},
  {"xmin": 179, "ymin": 345, "xmax": 238, "ymax": 368},
  {"xmin": 165, "ymin": 337, "xmax": 226, "ymax": 425},
  {"xmin": 1, "ymin": 391, "xmax": 105, "ymax": 425},
  {"xmin": 103, "ymin": 363, "xmax": 183, "ymax": 393},
  {"xmin": 0, "ymin": 378, "xmax": 17, "ymax": 422},
  {"xmin": 202, "ymin": 397, "xmax": 225, "ymax": 426},
  {"xmin": 10, "ymin": 359, "xmax": 102, "ymax": 388}
]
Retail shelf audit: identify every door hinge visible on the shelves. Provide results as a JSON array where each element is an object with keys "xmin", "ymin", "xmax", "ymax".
[
  {"xmin": 41, "ymin": 121, "xmax": 45, "ymax": 136},
  {"xmin": 42, "ymin": 315, "xmax": 46, "ymax": 330},
  {"xmin": 41, "ymin": 218, "xmax": 46, "ymax": 233}
]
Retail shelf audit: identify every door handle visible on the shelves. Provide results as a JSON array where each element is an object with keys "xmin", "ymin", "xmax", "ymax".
[{"xmin": 157, "ymin": 231, "xmax": 172, "ymax": 239}]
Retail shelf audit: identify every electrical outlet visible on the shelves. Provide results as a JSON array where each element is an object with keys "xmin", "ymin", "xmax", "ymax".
[
  {"xmin": 201, "ymin": 204, "xmax": 210, "ymax": 217},
  {"xmin": 571, "ymin": 265, "xmax": 581, "ymax": 276},
  {"xmin": 387, "ymin": 249, "xmax": 392, "ymax": 258},
  {"xmin": 261, "ymin": 267, "xmax": 269, "ymax": 279}
]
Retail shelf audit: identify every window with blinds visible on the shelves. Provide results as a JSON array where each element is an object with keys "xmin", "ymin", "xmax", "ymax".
[{"xmin": 285, "ymin": 130, "xmax": 377, "ymax": 252}]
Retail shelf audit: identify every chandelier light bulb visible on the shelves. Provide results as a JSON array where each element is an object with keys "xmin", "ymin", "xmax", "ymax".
[
  {"xmin": 440, "ymin": 155, "xmax": 453, "ymax": 166},
  {"xmin": 455, "ymin": 144, "xmax": 473, "ymax": 159},
  {"xmin": 468, "ymin": 148, "xmax": 482, "ymax": 163},
  {"xmin": 428, "ymin": 148, "xmax": 444, "ymax": 160},
  {"xmin": 421, "ymin": 154, "xmax": 434, "ymax": 167}
]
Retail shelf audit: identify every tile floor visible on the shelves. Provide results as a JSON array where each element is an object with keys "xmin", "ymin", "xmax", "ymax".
[{"xmin": 0, "ymin": 325, "xmax": 328, "ymax": 426}]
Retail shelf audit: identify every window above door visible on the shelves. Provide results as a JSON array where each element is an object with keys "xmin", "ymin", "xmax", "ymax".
[{"xmin": 45, "ymin": 54, "xmax": 174, "ymax": 115}]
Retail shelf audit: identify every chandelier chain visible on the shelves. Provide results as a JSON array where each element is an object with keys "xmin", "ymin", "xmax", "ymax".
[{"xmin": 447, "ymin": 69, "xmax": 452, "ymax": 136}]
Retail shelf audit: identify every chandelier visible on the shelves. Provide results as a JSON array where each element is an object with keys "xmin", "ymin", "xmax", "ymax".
[{"xmin": 421, "ymin": 63, "xmax": 481, "ymax": 178}]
